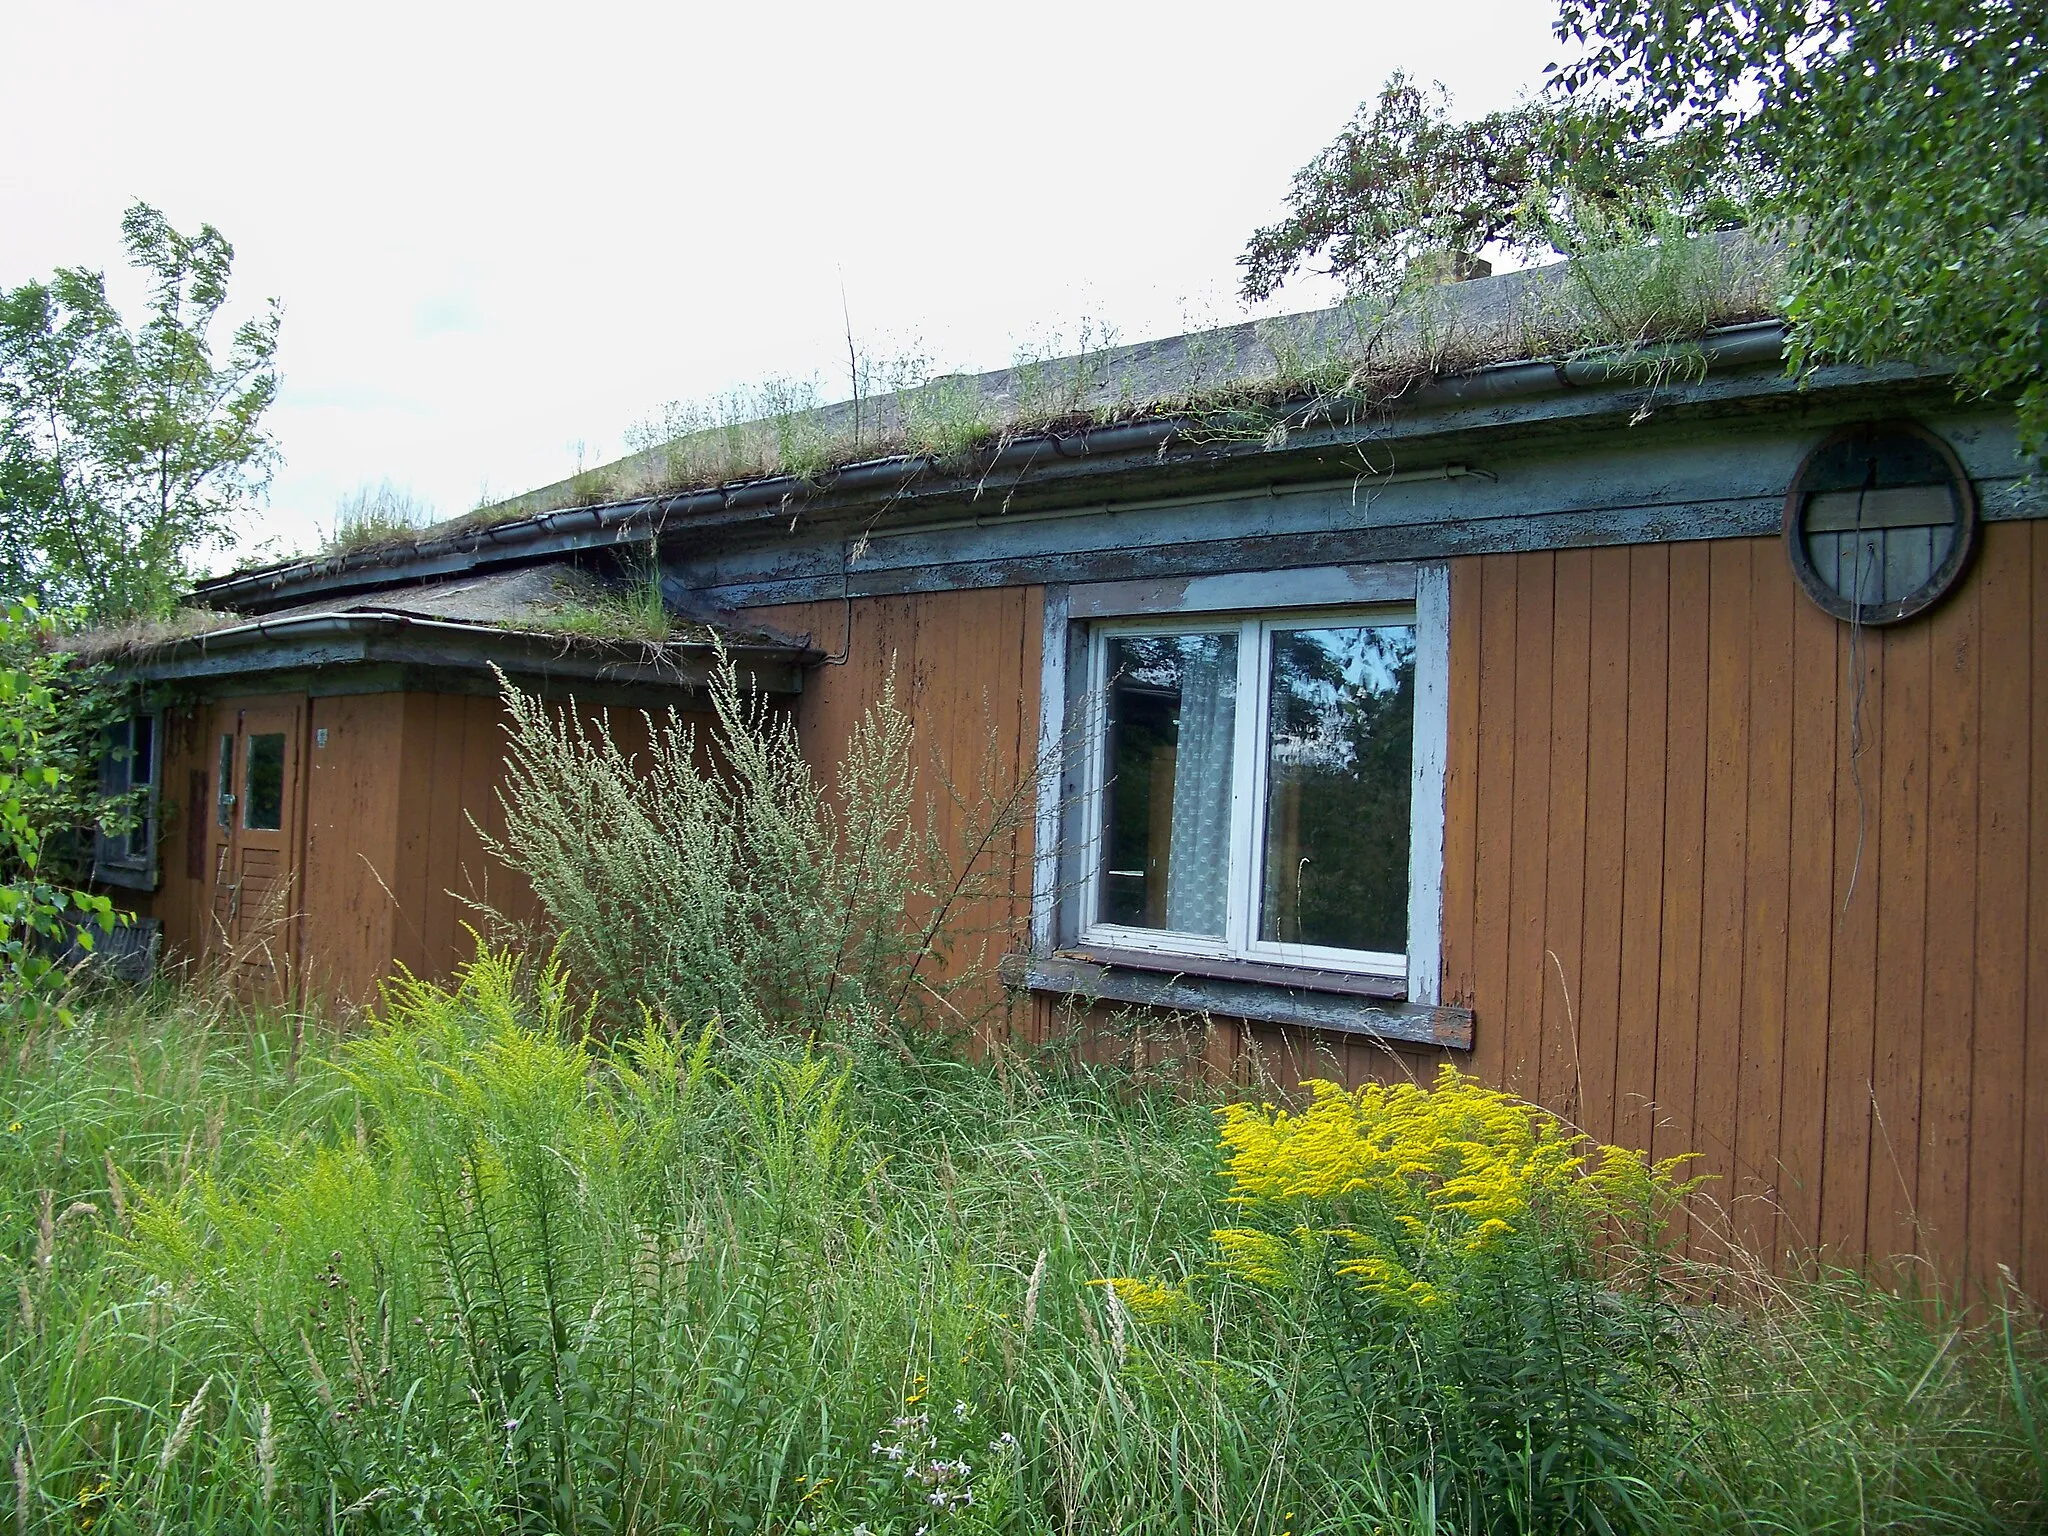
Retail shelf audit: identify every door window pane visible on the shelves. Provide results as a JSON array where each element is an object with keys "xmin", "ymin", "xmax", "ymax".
[
  {"xmin": 1260, "ymin": 623, "xmax": 1416, "ymax": 954},
  {"xmin": 243, "ymin": 732, "xmax": 286, "ymax": 830},
  {"xmin": 1098, "ymin": 632, "xmax": 1238, "ymax": 936}
]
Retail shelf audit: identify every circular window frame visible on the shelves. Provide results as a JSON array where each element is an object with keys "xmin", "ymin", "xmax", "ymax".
[{"xmin": 1782, "ymin": 420, "xmax": 1979, "ymax": 627}]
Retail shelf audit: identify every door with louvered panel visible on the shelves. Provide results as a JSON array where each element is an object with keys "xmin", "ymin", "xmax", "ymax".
[{"xmin": 202, "ymin": 698, "xmax": 305, "ymax": 997}]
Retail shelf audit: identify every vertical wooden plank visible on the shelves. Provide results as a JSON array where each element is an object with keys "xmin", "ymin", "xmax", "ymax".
[
  {"xmin": 1736, "ymin": 542, "xmax": 1795, "ymax": 1266},
  {"xmin": 1441, "ymin": 559, "xmax": 1484, "ymax": 1015},
  {"xmin": 300, "ymin": 693, "xmax": 405, "ymax": 1007},
  {"xmin": 1613, "ymin": 545, "xmax": 1670, "ymax": 1158},
  {"xmin": 420, "ymin": 695, "xmax": 467, "ymax": 978},
  {"xmin": 1867, "ymin": 613, "xmax": 1931, "ymax": 1268},
  {"xmin": 1918, "ymin": 562, "xmax": 1980, "ymax": 1285},
  {"xmin": 1696, "ymin": 540, "xmax": 1754, "ymax": 1251},
  {"xmin": 1503, "ymin": 552, "xmax": 1555, "ymax": 1101},
  {"xmin": 1577, "ymin": 546, "xmax": 1632, "ymax": 1146},
  {"xmin": 1540, "ymin": 548, "xmax": 1592, "ymax": 1124},
  {"xmin": 389, "ymin": 693, "xmax": 438, "ymax": 979},
  {"xmin": 1470, "ymin": 555, "xmax": 1520, "ymax": 1089},
  {"xmin": 1779, "ymin": 565, "xmax": 1840, "ymax": 1260},
  {"xmin": 1653, "ymin": 543, "xmax": 1711, "ymax": 1207},
  {"xmin": 2026, "ymin": 522, "xmax": 2048, "ymax": 1295},
  {"xmin": 1970, "ymin": 525, "xmax": 2030, "ymax": 1292},
  {"xmin": 1822, "ymin": 605, "xmax": 1882, "ymax": 1263}
]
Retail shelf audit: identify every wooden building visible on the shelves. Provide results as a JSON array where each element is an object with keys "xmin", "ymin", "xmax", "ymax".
[{"xmin": 95, "ymin": 260, "xmax": 2044, "ymax": 1293}]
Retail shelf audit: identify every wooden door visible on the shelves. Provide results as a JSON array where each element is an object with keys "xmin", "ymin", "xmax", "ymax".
[{"xmin": 203, "ymin": 698, "xmax": 306, "ymax": 996}]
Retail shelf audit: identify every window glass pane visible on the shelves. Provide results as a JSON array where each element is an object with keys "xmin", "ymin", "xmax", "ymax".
[
  {"xmin": 130, "ymin": 716, "xmax": 154, "ymax": 788},
  {"xmin": 243, "ymin": 732, "xmax": 286, "ymax": 830},
  {"xmin": 1260, "ymin": 623, "xmax": 1416, "ymax": 954},
  {"xmin": 126, "ymin": 717, "xmax": 155, "ymax": 860},
  {"xmin": 1098, "ymin": 632, "xmax": 1238, "ymax": 936},
  {"xmin": 216, "ymin": 735, "xmax": 235, "ymax": 828}
]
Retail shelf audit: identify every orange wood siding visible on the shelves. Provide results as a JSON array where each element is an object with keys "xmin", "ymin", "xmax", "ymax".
[
  {"xmin": 744, "ymin": 587, "xmax": 1044, "ymax": 1038},
  {"xmin": 1440, "ymin": 525, "xmax": 2048, "ymax": 1295},
  {"xmin": 300, "ymin": 694, "xmax": 405, "ymax": 1005},
  {"xmin": 140, "ymin": 689, "xmax": 682, "ymax": 1007},
  {"xmin": 128, "ymin": 525, "xmax": 2046, "ymax": 1293}
]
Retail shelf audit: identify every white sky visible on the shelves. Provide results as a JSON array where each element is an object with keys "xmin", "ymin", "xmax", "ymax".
[{"xmin": 2, "ymin": 0, "xmax": 1561, "ymax": 567}]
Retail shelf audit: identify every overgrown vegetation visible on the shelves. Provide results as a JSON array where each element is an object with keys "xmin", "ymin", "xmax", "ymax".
[
  {"xmin": 0, "ymin": 602, "xmax": 132, "ymax": 1019},
  {"xmin": 479, "ymin": 649, "xmax": 1031, "ymax": 1049},
  {"xmin": 424, "ymin": 227, "xmax": 1776, "ymax": 542},
  {"xmin": 0, "ymin": 963, "xmax": 2041, "ymax": 1534},
  {"xmin": 523, "ymin": 549, "xmax": 674, "ymax": 644},
  {"xmin": 1555, "ymin": 0, "xmax": 2046, "ymax": 459},
  {"xmin": 319, "ymin": 483, "xmax": 435, "ymax": 557}
]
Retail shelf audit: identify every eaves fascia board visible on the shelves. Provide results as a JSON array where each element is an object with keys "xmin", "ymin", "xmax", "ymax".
[
  {"xmin": 201, "ymin": 324, "xmax": 1952, "ymax": 613},
  {"xmin": 107, "ymin": 612, "xmax": 814, "ymax": 693}
]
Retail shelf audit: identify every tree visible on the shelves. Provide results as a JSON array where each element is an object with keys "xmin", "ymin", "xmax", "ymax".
[
  {"xmin": 1553, "ymin": 0, "xmax": 2047, "ymax": 456},
  {"xmin": 0, "ymin": 203, "xmax": 281, "ymax": 622},
  {"xmin": 1239, "ymin": 72, "xmax": 1748, "ymax": 302},
  {"xmin": 0, "ymin": 601, "xmax": 121, "ymax": 1018}
]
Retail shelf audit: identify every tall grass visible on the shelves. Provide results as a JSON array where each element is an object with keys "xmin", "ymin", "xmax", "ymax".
[{"xmin": 2, "ymin": 959, "xmax": 2041, "ymax": 1534}]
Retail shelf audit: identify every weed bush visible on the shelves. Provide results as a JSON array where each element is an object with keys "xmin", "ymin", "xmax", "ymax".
[
  {"xmin": 480, "ymin": 651, "xmax": 1023, "ymax": 1050},
  {"xmin": 1, "ymin": 962, "xmax": 2041, "ymax": 1534}
]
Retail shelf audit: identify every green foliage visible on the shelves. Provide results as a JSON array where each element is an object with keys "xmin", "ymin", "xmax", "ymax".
[
  {"xmin": 0, "ymin": 203, "xmax": 280, "ymax": 622},
  {"xmin": 320, "ymin": 483, "xmax": 434, "ymax": 557},
  {"xmin": 0, "ymin": 602, "xmax": 124, "ymax": 1018},
  {"xmin": 1554, "ymin": 0, "xmax": 2047, "ymax": 457},
  {"xmin": 2, "ymin": 972, "xmax": 2043, "ymax": 1534},
  {"xmin": 480, "ymin": 648, "xmax": 1029, "ymax": 1048},
  {"xmin": 1239, "ymin": 72, "xmax": 1750, "ymax": 302},
  {"xmin": 531, "ymin": 581, "xmax": 671, "ymax": 643},
  {"xmin": 1180, "ymin": 1071, "xmax": 1702, "ymax": 1532}
]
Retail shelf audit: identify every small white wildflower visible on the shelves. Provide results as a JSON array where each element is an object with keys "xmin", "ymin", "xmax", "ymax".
[
  {"xmin": 930, "ymin": 1489, "xmax": 949, "ymax": 1506},
  {"xmin": 952, "ymin": 1398, "xmax": 971, "ymax": 1422}
]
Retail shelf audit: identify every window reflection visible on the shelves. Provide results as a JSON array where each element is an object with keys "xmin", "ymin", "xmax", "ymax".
[
  {"xmin": 1260, "ymin": 624, "xmax": 1415, "ymax": 954},
  {"xmin": 1099, "ymin": 632, "xmax": 1237, "ymax": 936},
  {"xmin": 243, "ymin": 733, "xmax": 286, "ymax": 831}
]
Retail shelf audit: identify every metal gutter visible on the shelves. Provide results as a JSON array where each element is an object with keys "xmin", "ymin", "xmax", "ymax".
[
  {"xmin": 201, "ymin": 322, "xmax": 1796, "ymax": 612},
  {"xmin": 108, "ymin": 611, "xmax": 818, "ymax": 692}
]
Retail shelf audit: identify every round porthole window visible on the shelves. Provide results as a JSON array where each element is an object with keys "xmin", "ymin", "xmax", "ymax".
[{"xmin": 1783, "ymin": 421, "xmax": 1978, "ymax": 626}]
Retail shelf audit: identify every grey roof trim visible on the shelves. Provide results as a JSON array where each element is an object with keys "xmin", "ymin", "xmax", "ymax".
[
  {"xmin": 199, "ymin": 322, "xmax": 1812, "ymax": 613},
  {"xmin": 110, "ymin": 611, "xmax": 816, "ymax": 693}
]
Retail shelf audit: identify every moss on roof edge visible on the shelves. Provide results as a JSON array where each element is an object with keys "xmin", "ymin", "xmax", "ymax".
[{"xmin": 215, "ymin": 237, "xmax": 1792, "ymax": 596}]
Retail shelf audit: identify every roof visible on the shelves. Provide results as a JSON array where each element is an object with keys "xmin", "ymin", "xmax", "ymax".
[
  {"xmin": 70, "ymin": 561, "xmax": 819, "ymax": 693},
  {"xmin": 200, "ymin": 235, "xmax": 1794, "ymax": 614}
]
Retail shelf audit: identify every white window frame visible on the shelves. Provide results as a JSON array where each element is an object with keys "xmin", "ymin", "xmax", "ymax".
[{"xmin": 1038, "ymin": 563, "xmax": 1449, "ymax": 1004}]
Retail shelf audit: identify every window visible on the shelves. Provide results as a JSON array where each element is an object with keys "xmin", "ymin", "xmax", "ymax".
[
  {"xmin": 1028, "ymin": 563, "xmax": 1455, "ymax": 1034},
  {"xmin": 1083, "ymin": 611, "xmax": 1418, "ymax": 979},
  {"xmin": 243, "ymin": 732, "xmax": 286, "ymax": 830},
  {"xmin": 93, "ymin": 712, "xmax": 161, "ymax": 888}
]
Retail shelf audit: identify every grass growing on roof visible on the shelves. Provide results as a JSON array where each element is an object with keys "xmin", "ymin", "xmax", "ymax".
[{"xmin": 256, "ymin": 229, "xmax": 1784, "ymax": 576}]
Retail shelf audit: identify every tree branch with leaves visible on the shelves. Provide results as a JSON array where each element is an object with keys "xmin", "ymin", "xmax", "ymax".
[{"xmin": 0, "ymin": 202, "xmax": 281, "ymax": 622}]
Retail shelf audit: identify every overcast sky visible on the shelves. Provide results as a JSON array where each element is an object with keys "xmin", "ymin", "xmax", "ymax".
[{"xmin": 3, "ymin": 0, "xmax": 1561, "ymax": 566}]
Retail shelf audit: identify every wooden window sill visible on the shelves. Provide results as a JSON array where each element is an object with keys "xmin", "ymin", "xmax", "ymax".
[{"xmin": 1001, "ymin": 948, "xmax": 1473, "ymax": 1051}]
